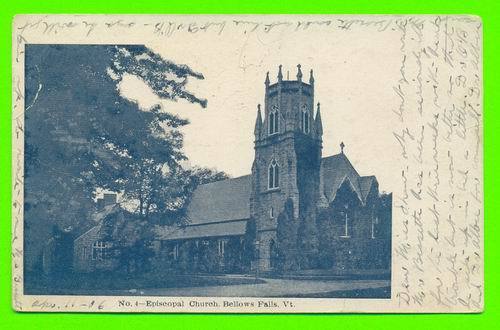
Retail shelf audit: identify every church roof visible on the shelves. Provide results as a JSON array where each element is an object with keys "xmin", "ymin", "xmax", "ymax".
[
  {"xmin": 359, "ymin": 175, "xmax": 377, "ymax": 201},
  {"xmin": 320, "ymin": 153, "xmax": 363, "ymax": 203},
  {"xmin": 157, "ymin": 153, "xmax": 378, "ymax": 241},
  {"xmin": 185, "ymin": 174, "xmax": 252, "ymax": 225},
  {"xmin": 155, "ymin": 219, "xmax": 247, "ymax": 241}
]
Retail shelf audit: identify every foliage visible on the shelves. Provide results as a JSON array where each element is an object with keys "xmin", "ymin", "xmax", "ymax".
[
  {"xmin": 23, "ymin": 44, "xmax": 211, "ymax": 271},
  {"xmin": 275, "ymin": 198, "xmax": 299, "ymax": 272},
  {"xmin": 241, "ymin": 218, "xmax": 257, "ymax": 271},
  {"xmin": 316, "ymin": 207, "xmax": 335, "ymax": 269},
  {"xmin": 297, "ymin": 207, "xmax": 319, "ymax": 269},
  {"xmin": 224, "ymin": 236, "xmax": 245, "ymax": 273}
]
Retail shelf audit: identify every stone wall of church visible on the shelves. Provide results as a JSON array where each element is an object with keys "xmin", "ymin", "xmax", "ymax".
[
  {"xmin": 255, "ymin": 230, "xmax": 277, "ymax": 271},
  {"xmin": 252, "ymin": 135, "xmax": 300, "ymax": 232},
  {"xmin": 330, "ymin": 208, "xmax": 391, "ymax": 271},
  {"xmin": 316, "ymin": 199, "xmax": 392, "ymax": 272}
]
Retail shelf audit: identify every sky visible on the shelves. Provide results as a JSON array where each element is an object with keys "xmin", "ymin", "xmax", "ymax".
[{"xmin": 118, "ymin": 24, "xmax": 402, "ymax": 193}]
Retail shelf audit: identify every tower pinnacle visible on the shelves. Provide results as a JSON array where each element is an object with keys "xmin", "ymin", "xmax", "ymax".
[
  {"xmin": 315, "ymin": 102, "xmax": 323, "ymax": 137},
  {"xmin": 277, "ymin": 65, "xmax": 283, "ymax": 82},
  {"xmin": 297, "ymin": 64, "xmax": 303, "ymax": 81},
  {"xmin": 254, "ymin": 104, "xmax": 263, "ymax": 139}
]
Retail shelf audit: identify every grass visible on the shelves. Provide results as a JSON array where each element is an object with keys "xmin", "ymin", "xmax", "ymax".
[{"xmin": 25, "ymin": 271, "xmax": 265, "ymax": 295}]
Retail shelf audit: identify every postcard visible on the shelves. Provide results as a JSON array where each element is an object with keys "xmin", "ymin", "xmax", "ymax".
[{"xmin": 12, "ymin": 14, "xmax": 483, "ymax": 313}]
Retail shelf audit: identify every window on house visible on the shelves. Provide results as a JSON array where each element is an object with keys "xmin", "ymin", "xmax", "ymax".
[
  {"xmin": 91, "ymin": 241, "xmax": 108, "ymax": 261},
  {"xmin": 270, "ymin": 207, "xmax": 274, "ymax": 219},
  {"xmin": 269, "ymin": 106, "xmax": 279, "ymax": 135},
  {"xmin": 268, "ymin": 160, "xmax": 280, "ymax": 189},
  {"xmin": 301, "ymin": 110, "xmax": 310, "ymax": 133}
]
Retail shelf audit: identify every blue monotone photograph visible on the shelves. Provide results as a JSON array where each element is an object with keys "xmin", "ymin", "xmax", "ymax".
[{"xmin": 23, "ymin": 42, "xmax": 392, "ymax": 299}]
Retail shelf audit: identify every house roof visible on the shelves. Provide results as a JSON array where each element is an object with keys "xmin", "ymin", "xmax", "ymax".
[
  {"xmin": 74, "ymin": 224, "xmax": 102, "ymax": 244},
  {"xmin": 91, "ymin": 203, "xmax": 121, "ymax": 223}
]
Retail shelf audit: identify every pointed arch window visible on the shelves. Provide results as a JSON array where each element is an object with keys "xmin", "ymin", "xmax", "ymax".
[
  {"xmin": 269, "ymin": 106, "xmax": 279, "ymax": 135},
  {"xmin": 301, "ymin": 108, "xmax": 310, "ymax": 134},
  {"xmin": 268, "ymin": 159, "xmax": 280, "ymax": 189},
  {"xmin": 371, "ymin": 206, "xmax": 379, "ymax": 239},
  {"xmin": 340, "ymin": 203, "xmax": 351, "ymax": 238}
]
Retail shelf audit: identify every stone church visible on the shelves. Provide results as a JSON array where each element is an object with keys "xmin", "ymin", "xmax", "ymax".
[
  {"xmin": 73, "ymin": 65, "xmax": 391, "ymax": 274},
  {"xmin": 153, "ymin": 65, "xmax": 392, "ymax": 273}
]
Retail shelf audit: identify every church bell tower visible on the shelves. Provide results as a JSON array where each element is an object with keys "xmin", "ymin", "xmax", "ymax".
[{"xmin": 251, "ymin": 64, "xmax": 323, "ymax": 271}]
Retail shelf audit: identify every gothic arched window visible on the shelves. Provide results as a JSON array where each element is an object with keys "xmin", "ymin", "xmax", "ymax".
[
  {"xmin": 339, "ymin": 203, "xmax": 351, "ymax": 238},
  {"xmin": 268, "ymin": 159, "xmax": 279, "ymax": 189},
  {"xmin": 301, "ymin": 107, "xmax": 310, "ymax": 134},
  {"xmin": 269, "ymin": 106, "xmax": 279, "ymax": 135},
  {"xmin": 371, "ymin": 205, "xmax": 379, "ymax": 239}
]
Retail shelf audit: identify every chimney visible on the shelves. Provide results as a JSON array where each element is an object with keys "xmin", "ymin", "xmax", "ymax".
[{"xmin": 103, "ymin": 193, "xmax": 117, "ymax": 206}]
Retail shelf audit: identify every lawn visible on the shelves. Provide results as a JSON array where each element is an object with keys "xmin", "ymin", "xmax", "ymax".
[{"xmin": 25, "ymin": 271, "xmax": 264, "ymax": 295}]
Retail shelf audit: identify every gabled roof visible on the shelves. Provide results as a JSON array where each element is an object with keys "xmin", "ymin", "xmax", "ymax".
[
  {"xmin": 91, "ymin": 203, "xmax": 121, "ymax": 223},
  {"xmin": 320, "ymin": 153, "xmax": 364, "ymax": 203},
  {"xmin": 186, "ymin": 175, "xmax": 252, "ymax": 225},
  {"xmin": 359, "ymin": 175, "xmax": 377, "ymax": 201},
  {"xmin": 74, "ymin": 224, "xmax": 101, "ymax": 243},
  {"xmin": 157, "ymin": 153, "xmax": 379, "ymax": 241}
]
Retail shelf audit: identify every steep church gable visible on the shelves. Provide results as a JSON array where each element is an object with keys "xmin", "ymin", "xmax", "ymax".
[
  {"xmin": 319, "ymin": 153, "xmax": 379, "ymax": 206},
  {"xmin": 320, "ymin": 153, "xmax": 362, "ymax": 203},
  {"xmin": 359, "ymin": 175, "xmax": 378, "ymax": 202}
]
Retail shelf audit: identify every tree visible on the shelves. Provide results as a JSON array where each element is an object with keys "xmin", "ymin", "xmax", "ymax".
[
  {"xmin": 241, "ymin": 218, "xmax": 257, "ymax": 272},
  {"xmin": 225, "ymin": 236, "xmax": 244, "ymax": 273},
  {"xmin": 187, "ymin": 166, "xmax": 230, "ymax": 186},
  {"xmin": 297, "ymin": 207, "xmax": 319, "ymax": 269},
  {"xmin": 99, "ymin": 209, "xmax": 155, "ymax": 273},
  {"xmin": 24, "ymin": 44, "xmax": 209, "ymax": 272},
  {"xmin": 275, "ymin": 198, "xmax": 299, "ymax": 272},
  {"xmin": 316, "ymin": 207, "xmax": 334, "ymax": 269}
]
